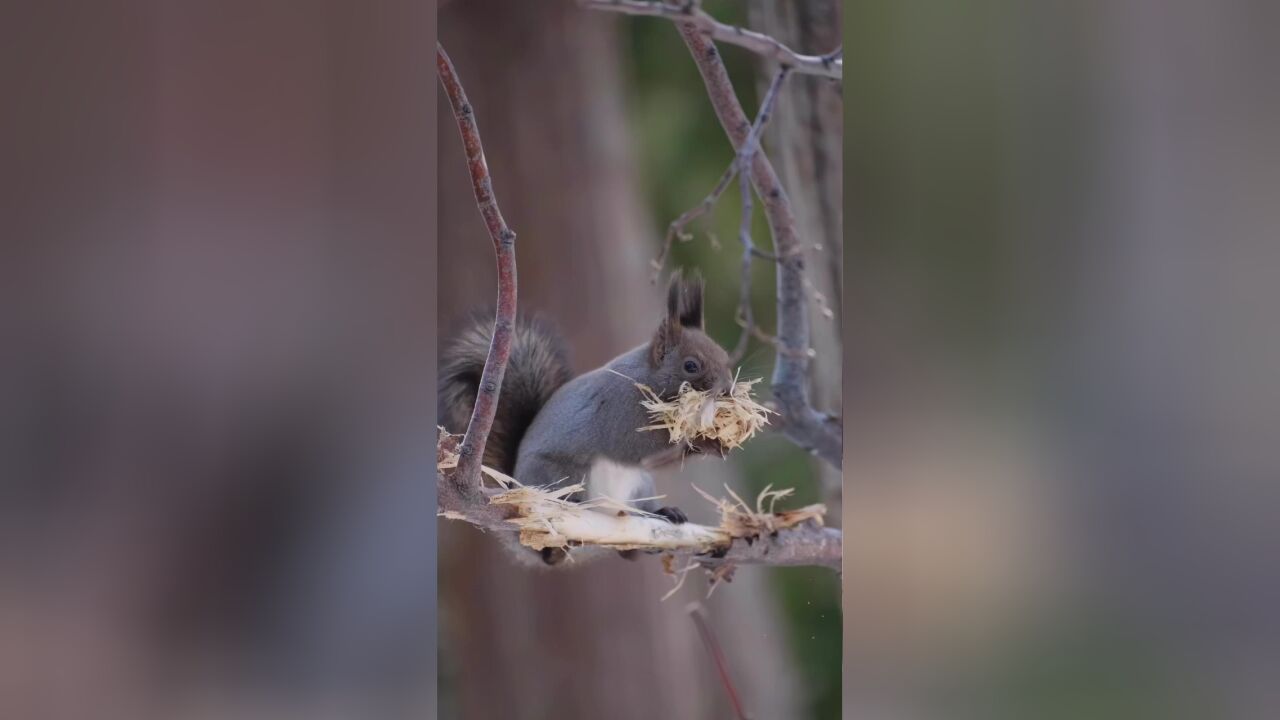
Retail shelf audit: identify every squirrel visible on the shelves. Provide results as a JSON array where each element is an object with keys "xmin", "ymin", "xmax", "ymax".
[{"xmin": 439, "ymin": 271, "xmax": 733, "ymax": 567}]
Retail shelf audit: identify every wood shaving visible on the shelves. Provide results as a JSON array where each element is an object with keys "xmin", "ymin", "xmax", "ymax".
[{"xmin": 631, "ymin": 371, "xmax": 774, "ymax": 450}]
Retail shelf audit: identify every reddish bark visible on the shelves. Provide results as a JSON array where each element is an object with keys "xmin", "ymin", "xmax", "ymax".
[{"xmin": 436, "ymin": 43, "xmax": 517, "ymax": 498}]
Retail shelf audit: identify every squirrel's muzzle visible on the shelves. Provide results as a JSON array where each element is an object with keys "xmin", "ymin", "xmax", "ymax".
[{"xmin": 709, "ymin": 374, "xmax": 732, "ymax": 398}]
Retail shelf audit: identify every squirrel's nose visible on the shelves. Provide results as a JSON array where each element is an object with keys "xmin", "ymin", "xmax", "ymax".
[{"xmin": 712, "ymin": 375, "xmax": 732, "ymax": 396}]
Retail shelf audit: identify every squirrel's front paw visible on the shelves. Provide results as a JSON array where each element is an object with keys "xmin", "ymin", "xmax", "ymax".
[
  {"xmin": 656, "ymin": 506, "xmax": 688, "ymax": 524},
  {"xmin": 689, "ymin": 437, "xmax": 727, "ymax": 457}
]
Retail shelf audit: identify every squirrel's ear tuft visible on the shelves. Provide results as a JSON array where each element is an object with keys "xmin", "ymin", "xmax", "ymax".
[
  {"xmin": 666, "ymin": 269, "xmax": 684, "ymax": 323},
  {"xmin": 678, "ymin": 271, "xmax": 704, "ymax": 329},
  {"xmin": 653, "ymin": 271, "xmax": 686, "ymax": 366}
]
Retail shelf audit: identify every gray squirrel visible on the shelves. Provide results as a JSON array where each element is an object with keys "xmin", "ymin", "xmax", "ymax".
[{"xmin": 439, "ymin": 272, "xmax": 733, "ymax": 566}]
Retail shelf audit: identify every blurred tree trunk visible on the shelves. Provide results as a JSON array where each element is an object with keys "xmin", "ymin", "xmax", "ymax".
[
  {"xmin": 2, "ymin": 3, "xmax": 437, "ymax": 717},
  {"xmin": 437, "ymin": 3, "xmax": 805, "ymax": 718},
  {"xmin": 748, "ymin": 0, "xmax": 844, "ymax": 517}
]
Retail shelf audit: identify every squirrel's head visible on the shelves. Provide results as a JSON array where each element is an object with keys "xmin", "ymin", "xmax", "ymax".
[{"xmin": 648, "ymin": 270, "xmax": 732, "ymax": 399}]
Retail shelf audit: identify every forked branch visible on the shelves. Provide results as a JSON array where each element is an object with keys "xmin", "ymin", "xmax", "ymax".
[
  {"xmin": 583, "ymin": 0, "xmax": 842, "ymax": 80},
  {"xmin": 729, "ymin": 66, "xmax": 789, "ymax": 364},
  {"xmin": 436, "ymin": 43, "xmax": 518, "ymax": 498},
  {"xmin": 675, "ymin": 25, "xmax": 843, "ymax": 468}
]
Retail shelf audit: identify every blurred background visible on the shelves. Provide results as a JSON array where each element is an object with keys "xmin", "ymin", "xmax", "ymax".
[
  {"xmin": 6, "ymin": 0, "xmax": 1280, "ymax": 719},
  {"xmin": 845, "ymin": 1, "xmax": 1280, "ymax": 719},
  {"xmin": 2, "ymin": 2, "xmax": 436, "ymax": 718},
  {"xmin": 436, "ymin": 2, "xmax": 841, "ymax": 719}
]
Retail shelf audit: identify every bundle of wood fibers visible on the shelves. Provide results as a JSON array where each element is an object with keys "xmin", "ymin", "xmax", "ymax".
[{"xmin": 635, "ymin": 374, "xmax": 773, "ymax": 450}]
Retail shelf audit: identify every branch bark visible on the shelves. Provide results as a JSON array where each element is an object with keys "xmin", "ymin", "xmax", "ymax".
[
  {"xmin": 689, "ymin": 604, "xmax": 751, "ymax": 720},
  {"xmin": 676, "ymin": 25, "xmax": 844, "ymax": 469},
  {"xmin": 437, "ymin": 430, "xmax": 842, "ymax": 571},
  {"xmin": 748, "ymin": 0, "xmax": 845, "ymax": 519},
  {"xmin": 436, "ymin": 42, "xmax": 517, "ymax": 499},
  {"xmin": 582, "ymin": 0, "xmax": 843, "ymax": 80},
  {"xmin": 730, "ymin": 67, "xmax": 789, "ymax": 364},
  {"xmin": 456, "ymin": 493, "xmax": 841, "ymax": 570}
]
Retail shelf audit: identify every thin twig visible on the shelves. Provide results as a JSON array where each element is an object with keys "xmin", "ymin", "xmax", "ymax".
[
  {"xmin": 655, "ymin": 69, "xmax": 788, "ymax": 349},
  {"xmin": 582, "ymin": 0, "xmax": 842, "ymax": 80},
  {"xmin": 689, "ymin": 603, "xmax": 751, "ymax": 720},
  {"xmin": 651, "ymin": 163, "xmax": 736, "ymax": 283},
  {"xmin": 437, "ymin": 43, "xmax": 518, "ymax": 498},
  {"xmin": 730, "ymin": 66, "xmax": 790, "ymax": 364},
  {"xmin": 650, "ymin": 74, "xmax": 786, "ymax": 284},
  {"xmin": 675, "ymin": 26, "xmax": 843, "ymax": 468}
]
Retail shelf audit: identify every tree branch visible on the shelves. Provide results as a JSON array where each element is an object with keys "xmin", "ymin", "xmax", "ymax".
[
  {"xmin": 436, "ymin": 43, "xmax": 518, "ymax": 499},
  {"xmin": 437, "ymin": 429, "xmax": 842, "ymax": 571},
  {"xmin": 435, "ymin": 32, "xmax": 843, "ymax": 573},
  {"xmin": 689, "ymin": 603, "xmax": 750, "ymax": 720},
  {"xmin": 651, "ymin": 162, "xmax": 735, "ymax": 283},
  {"xmin": 730, "ymin": 66, "xmax": 789, "ymax": 364},
  {"xmin": 582, "ymin": 0, "xmax": 842, "ymax": 80},
  {"xmin": 676, "ymin": 25, "xmax": 843, "ymax": 469}
]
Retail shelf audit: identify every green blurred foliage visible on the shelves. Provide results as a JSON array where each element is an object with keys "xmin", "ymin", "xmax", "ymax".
[
  {"xmin": 618, "ymin": 4, "xmax": 840, "ymax": 717},
  {"xmin": 950, "ymin": 612, "xmax": 1210, "ymax": 720},
  {"xmin": 774, "ymin": 566, "xmax": 843, "ymax": 719},
  {"xmin": 848, "ymin": 0, "xmax": 1017, "ymax": 357}
]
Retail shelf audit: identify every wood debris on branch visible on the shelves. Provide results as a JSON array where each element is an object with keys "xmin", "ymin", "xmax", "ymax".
[{"xmin": 437, "ymin": 428, "xmax": 841, "ymax": 573}]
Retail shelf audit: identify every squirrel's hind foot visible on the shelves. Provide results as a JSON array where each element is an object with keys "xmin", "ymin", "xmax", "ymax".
[{"xmin": 540, "ymin": 547, "xmax": 568, "ymax": 566}]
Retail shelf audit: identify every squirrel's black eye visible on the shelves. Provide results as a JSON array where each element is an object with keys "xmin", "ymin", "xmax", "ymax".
[{"xmin": 683, "ymin": 359, "xmax": 701, "ymax": 374}]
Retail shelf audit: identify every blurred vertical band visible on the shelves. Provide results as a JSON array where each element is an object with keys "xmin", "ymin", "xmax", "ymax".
[
  {"xmin": 844, "ymin": 2, "xmax": 1280, "ymax": 719},
  {"xmin": 0, "ymin": 1, "xmax": 438, "ymax": 718}
]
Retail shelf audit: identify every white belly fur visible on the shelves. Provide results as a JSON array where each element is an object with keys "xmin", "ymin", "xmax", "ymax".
[{"xmin": 586, "ymin": 457, "xmax": 652, "ymax": 505}]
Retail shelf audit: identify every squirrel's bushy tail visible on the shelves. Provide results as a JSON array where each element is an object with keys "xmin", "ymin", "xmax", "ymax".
[{"xmin": 438, "ymin": 313, "xmax": 572, "ymax": 475}]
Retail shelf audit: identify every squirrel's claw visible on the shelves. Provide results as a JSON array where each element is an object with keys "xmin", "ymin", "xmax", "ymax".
[
  {"xmin": 541, "ymin": 547, "xmax": 568, "ymax": 566},
  {"xmin": 656, "ymin": 506, "xmax": 689, "ymax": 524}
]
